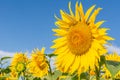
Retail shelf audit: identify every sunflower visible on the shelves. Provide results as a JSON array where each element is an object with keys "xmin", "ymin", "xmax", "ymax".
[
  {"xmin": 27, "ymin": 48, "xmax": 48, "ymax": 78},
  {"xmin": 103, "ymin": 53, "xmax": 120, "ymax": 79},
  {"xmin": 11, "ymin": 53, "xmax": 28, "ymax": 68},
  {"xmin": 51, "ymin": 2, "xmax": 114, "ymax": 74},
  {"xmin": 10, "ymin": 53, "xmax": 28, "ymax": 77}
]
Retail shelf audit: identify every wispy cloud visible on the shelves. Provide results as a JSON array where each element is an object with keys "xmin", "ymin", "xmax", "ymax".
[
  {"xmin": 105, "ymin": 45, "xmax": 120, "ymax": 54},
  {"xmin": 0, "ymin": 50, "xmax": 15, "ymax": 58}
]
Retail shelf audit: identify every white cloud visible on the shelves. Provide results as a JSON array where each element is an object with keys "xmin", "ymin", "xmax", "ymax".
[
  {"xmin": 0, "ymin": 50, "xmax": 15, "ymax": 58},
  {"xmin": 105, "ymin": 45, "xmax": 120, "ymax": 54}
]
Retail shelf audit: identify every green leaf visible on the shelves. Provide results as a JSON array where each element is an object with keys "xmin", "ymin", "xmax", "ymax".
[
  {"xmin": 4, "ymin": 66, "xmax": 11, "ymax": 73},
  {"xmin": 80, "ymin": 72, "xmax": 88, "ymax": 79},
  {"xmin": 72, "ymin": 74, "xmax": 78, "ymax": 80},
  {"xmin": 52, "ymin": 70, "xmax": 62, "ymax": 80},
  {"xmin": 100, "ymin": 77, "xmax": 106, "ymax": 80},
  {"xmin": 45, "ymin": 53, "xmax": 57, "ymax": 58},
  {"xmin": 1, "ymin": 66, "xmax": 11, "ymax": 74},
  {"xmin": 65, "ymin": 74, "xmax": 78, "ymax": 80},
  {"xmin": 18, "ymin": 72, "xmax": 22, "ymax": 78},
  {"xmin": 105, "ymin": 60, "xmax": 120, "ymax": 78},
  {"xmin": 0, "ymin": 56, "xmax": 11, "ymax": 61},
  {"xmin": 90, "ymin": 76, "xmax": 96, "ymax": 80}
]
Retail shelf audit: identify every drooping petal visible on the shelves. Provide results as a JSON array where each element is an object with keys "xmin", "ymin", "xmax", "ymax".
[
  {"xmin": 60, "ymin": 10, "xmax": 75, "ymax": 23},
  {"xmin": 88, "ymin": 8, "xmax": 102, "ymax": 23},
  {"xmin": 78, "ymin": 2, "xmax": 84, "ymax": 21},
  {"xmin": 85, "ymin": 5, "xmax": 96, "ymax": 21},
  {"xmin": 68, "ymin": 2, "xmax": 74, "ymax": 16},
  {"xmin": 55, "ymin": 20, "xmax": 70, "ymax": 28},
  {"xmin": 75, "ymin": 2, "xmax": 80, "ymax": 21},
  {"xmin": 95, "ymin": 21, "xmax": 105, "ymax": 28}
]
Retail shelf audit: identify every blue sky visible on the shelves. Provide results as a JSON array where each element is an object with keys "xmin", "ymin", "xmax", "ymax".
[{"xmin": 0, "ymin": 0, "xmax": 120, "ymax": 54}]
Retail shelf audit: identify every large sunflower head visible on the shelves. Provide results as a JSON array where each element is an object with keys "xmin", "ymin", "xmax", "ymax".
[
  {"xmin": 103, "ymin": 53, "xmax": 120, "ymax": 79},
  {"xmin": 27, "ymin": 48, "xmax": 48, "ymax": 78},
  {"xmin": 51, "ymin": 2, "xmax": 114, "ymax": 74}
]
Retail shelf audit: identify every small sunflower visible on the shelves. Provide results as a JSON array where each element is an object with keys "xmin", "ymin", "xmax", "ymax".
[
  {"xmin": 11, "ymin": 53, "xmax": 28, "ymax": 67},
  {"xmin": 10, "ymin": 53, "xmax": 28, "ymax": 77},
  {"xmin": 27, "ymin": 48, "xmax": 48, "ymax": 78},
  {"xmin": 103, "ymin": 53, "xmax": 120, "ymax": 79},
  {"xmin": 51, "ymin": 2, "xmax": 114, "ymax": 74}
]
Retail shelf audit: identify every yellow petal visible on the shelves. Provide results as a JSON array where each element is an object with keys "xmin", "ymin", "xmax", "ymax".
[
  {"xmin": 51, "ymin": 40, "xmax": 66, "ymax": 48},
  {"xmin": 98, "ymin": 47, "xmax": 107, "ymax": 55},
  {"xmin": 98, "ymin": 28, "xmax": 109, "ymax": 35},
  {"xmin": 55, "ymin": 20, "xmax": 70, "ymax": 28},
  {"xmin": 75, "ymin": 2, "xmax": 80, "ymax": 21},
  {"xmin": 60, "ymin": 10, "xmax": 74, "ymax": 23},
  {"xmin": 64, "ymin": 53, "xmax": 75, "ymax": 72},
  {"xmin": 102, "ymin": 36, "xmax": 114, "ymax": 40},
  {"xmin": 92, "ymin": 40, "xmax": 103, "ymax": 50},
  {"xmin": 85, "ymin": 5, "xmax": 96, "ymax": 21},
  {"xmin": 53, "ymin": 37, "xmax": 66, "ymax": 43},
  {"xmin": 86, "ymin": 50, "xmax": 94, "ymax": 67},
  {"xmin": 70, "ymin": 56, "xmax": 80, "ymax": 74},
  {"xmin": 41, "ymin": 47, "xmax": 45, "ymax": 54},
  {"xmin": 78, "ymin": 2, "xmax": 84, "ymax": 21},
  {"xmin": 89, "ymin": 8, "xmax": 102, "ymax": 23},
  {"xmin": 95, "ymin": 21, "xmax": 105, "ymax": 28},
  {"xmin": 54, "ymin": 46, "xmax": 68, "ymax": 54},
  {"xmin": 52, "ymin": 29, "xmax": 67, "ymax": 36},
  {"xmin": 68, "ymin": 1, "xmax": 74, "ymax": 16},
  {"xmin": 57, "ymin": 49, "xmax": 69, "ymax": 61}
]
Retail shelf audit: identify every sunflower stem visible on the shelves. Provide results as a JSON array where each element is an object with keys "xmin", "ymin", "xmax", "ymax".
[
  {"xmin": 78, "ymin": 75, "xmax": 80, "ymax": 80},
  {"xmin": 95, "ymin": 66, "xmax": 98, "ymax": 80},
  {"xmin": 48, "ymin": 57, "xmax": 52, "ymax": 75},
  {"xmin": 23, "ymin": 72, "xmax": 26, "ymax": 80},
  {"xmin": 88, "ymin": 67, "xmax": 90, "ymax": 80},
  {"xmin": 95, "ymin": 55, "xmax": 106, "ymax": 80}
]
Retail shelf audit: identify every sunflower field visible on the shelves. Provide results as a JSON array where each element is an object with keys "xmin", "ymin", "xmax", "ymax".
[{"xmin": 0, "ymin": 2, "xmax": 120, "ymax": 80}]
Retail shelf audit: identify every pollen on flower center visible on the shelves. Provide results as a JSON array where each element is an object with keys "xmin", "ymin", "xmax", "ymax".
[{"xmin": 67, "ymin": 22, "xmax": 92, "ymax": 55}]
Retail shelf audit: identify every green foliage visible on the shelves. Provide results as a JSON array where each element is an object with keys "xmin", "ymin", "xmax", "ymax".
[
  {"xmin": 0, "ymin": 66, "xmax": 11, "ymax": 74},
  {"xmin": 52, "ymin": 70, "xmax": 62, "ymax": 79},
  {"xmin": 105, "ymin": 60, "xmax": 120, "ymax": 78},
  {"xmin": 80, "ymin": 72, "xmax": 89, "ymax": 80},
  {"xmin": 0, "ymin": 56, "xmax": 11, "ymax": 75},
  {"xmin": 0, "ymin": 56, "xmax": 11, "ymax": 61},
  {"xmin": 45, "ymin": 53, "xmax": 57, "ymax": 58}
]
